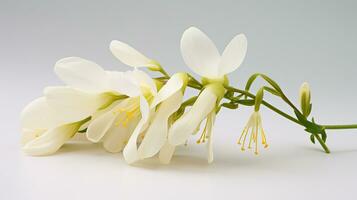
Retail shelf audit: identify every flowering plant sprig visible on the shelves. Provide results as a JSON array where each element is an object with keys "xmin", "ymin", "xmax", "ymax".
[{"xmin": 21, "ymin": 26, "xmax": 357, "ymax": 164}]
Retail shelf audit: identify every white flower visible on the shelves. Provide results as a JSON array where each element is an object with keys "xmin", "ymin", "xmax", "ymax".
[
  {"xmin": 166, "ymin": 26, "xmax": 247, "ymax": 163},
  {"xmin": 238, "ymin": 111, "xmax": 268, "ymax": 155},
  {"xmin": 54, "ymin": 49, "xmax": 190, "ymax": 163},
  {"xmin": 54, "ymin": 57, "xmax": 159, "ymax": 163},
  {"xmin": 109, "ymin": 41, "xmax": 192, "ymax": 163},
  {"xmin": 20, "ymin": 97, "xmax": 90, "ymax": 155},
  {"xmin": 180, "ymin": 26, "xmax": 247, "ymax": 79},
  {"xmin": 168, "ymin": 83, "xmax": 225, "ymax": 163},
  {"xmin": 138, "ymin": 73, "xmax": 188, "ymax": 159}
]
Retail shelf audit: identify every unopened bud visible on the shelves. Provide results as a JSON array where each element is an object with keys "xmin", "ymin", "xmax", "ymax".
[{"xmin": 299, "ymin": 82, "xmax": 312, "ymax": 117}]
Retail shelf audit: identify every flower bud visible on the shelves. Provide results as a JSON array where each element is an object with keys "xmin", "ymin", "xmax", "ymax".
[{"xmin": 299, "ymin": 82, "xmax": 311, "ymax": 117}]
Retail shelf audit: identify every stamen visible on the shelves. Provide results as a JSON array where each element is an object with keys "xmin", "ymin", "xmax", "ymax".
[
  {"xmin": 254, "ymin": 120, "xmax": 259, "ymax": 155},
  {"xmin": 114, "ymin": 103, "xmax": 140, "ymax": 127},
  {"xmin": 240, "ymin": 128, "xmax": 249, "ymax": 151},
  {"xmin": 237, "ymin": 127, "xmax": 247, "ymax": 145},
  {"xmin": 261, "ymin": 127, "xmax": 269, "ymax": 148},
  {"xmin": 238, "ymin": 112, "xmax": 269, "ymax": 154},
  {"xmin": 248, "ymin": 129, "xmax": 254, "ymax": 149},
  {"xmin": 196, "ymin": 119, "xmax": 210, "ymax": 144}
]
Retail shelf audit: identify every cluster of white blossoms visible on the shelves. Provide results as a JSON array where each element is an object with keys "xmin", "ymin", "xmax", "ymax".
[{"xmin": 20, "ymin": 26, "xmax": 274, "ymax": 164}]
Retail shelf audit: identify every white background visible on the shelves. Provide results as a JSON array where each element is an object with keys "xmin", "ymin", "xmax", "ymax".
[{"xmin": 2, "ymin": 1, "xmax": 357, "ymax": 199}]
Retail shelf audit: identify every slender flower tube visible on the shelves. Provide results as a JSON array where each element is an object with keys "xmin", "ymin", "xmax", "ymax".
[{"xmin": 238, "ymin": 111, "xmax": 268, "ymax": 155}]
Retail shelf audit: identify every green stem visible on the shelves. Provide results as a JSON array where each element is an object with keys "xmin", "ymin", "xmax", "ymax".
[
  {"xmin": 224, "ymin": 86, "xmax": 303, "ymax": 126},
  {"xmin": 154, "ymin": 69, "xmax": 357, "ymax": 133},
  {"xmin": 314, "ymin": 134, "xmax": 330, "ymax": 153},
  {"xmin": 323, "ymin": 124, "xmax": 357, "ymax": 130}
]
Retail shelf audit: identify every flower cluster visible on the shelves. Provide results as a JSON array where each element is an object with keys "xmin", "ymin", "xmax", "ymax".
[
  {"xmin": 21, "ymin": 26, "xmax": 357, "ymax": 164},
  {"xmin": 21, "ymin": 27, "xmax": 252, "ymax": 164}
]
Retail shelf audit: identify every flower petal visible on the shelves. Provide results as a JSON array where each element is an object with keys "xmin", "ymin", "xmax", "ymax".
[
  {"xmin": 150, "ymin": 73, "xmax": 184, "ymax": 108},
  {"xmin": 123, "ymin": 95, "xmax": 150, "ymax": 164},
  {"xmin": 110, "ymin": 40, "xmax": 155, "ymax": 68},
  {"xmin": 108, "ymin": 71, "xmax": 141, "ymax": 97},
  {"xmin": 180, "ymin": 27, "xmax": 220, "ymax": 78},
  {"xmin": 85, "ymin": 102, "xmax": 124, "ymax": 142},
  {"xmin": 45, "ymin": 86, "xmax": 112, "ymax": 122},
  {"xmin": 129, "ymin": 69, "xmax": 157, "ymax": 94},
  {"xmin": 21, "ymin": 97, "xmax": 67, "ymax": 129},
  {"xmin": 22, "ymin": 122, "xmax": 81, "ymax": 156},
  {"xmin": 168, "ymin": 87, "xmax": 217, "ymax": 146},
  {"xmin": 206, "ymin": 112, "xmax": 216, "ymax": 163},
  {"xmin": 218, "ymin": 34, "xmax": 247, "ymax": 77},
  {"xmin": 55, "ymin": 57, "xmax": 109, "ymax": 92},
  {"xmin": 21, "ymin": 128, "xmax": 46, "ymax": 147},
  {"xmin": 102, "ymin": 114, "xmax": 140, "ymax": 153},
  {"xmin": 138, "ymin": 91, "xmax": 183, "ymax": 158},
  {"xmin": 159, "ymin": 142, "xmax": 176, "ymax": 164}
]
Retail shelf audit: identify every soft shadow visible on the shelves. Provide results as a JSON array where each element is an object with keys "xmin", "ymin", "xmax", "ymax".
[{"xmin": 47, "ymin": 142, "xmax": 357, "ymax": 173}]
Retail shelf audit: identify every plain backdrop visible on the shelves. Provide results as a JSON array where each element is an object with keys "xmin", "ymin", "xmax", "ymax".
[{"xmin": 1, "ymin": 1, "xmax": 357, "ymax": 200}]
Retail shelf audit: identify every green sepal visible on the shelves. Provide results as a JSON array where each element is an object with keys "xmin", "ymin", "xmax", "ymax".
[
  {"xmin": 310, "ymin": 135, "xmax": 315, "ymax": 144},
  {"xmin": 235, "ymin": 99, "xmax": 255, "ymax": 106},
  {"xmin": 221, "ymin": 102, "xmax": 239, "ymax": 109}
]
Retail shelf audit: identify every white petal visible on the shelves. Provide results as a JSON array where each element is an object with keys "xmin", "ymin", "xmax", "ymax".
[
  {"xmin": 138, "ymin": 91, "xmax": 183, "ymax": 158},
  {"xmin": 150, "ymin": 73, "xmax": 184, "ymax": 108},
  {"xmin": 123, "ymin": 96, "xmax": 150, "ymax": 164},
  {"xmin": 55, "ymin": 57, "xmax": 109, "ymax": 92},
  {"xmin": 180, "ymin": 27, "xmax": 221, "ymax": 78},
  {"xmin": 21, "ymin": 128, "xmax": 46, "ymax": 146},
  {"xmin": 86, "ymin": 103, "xmax": 124, "ymax": 142},
  {"xmin": 102, "ymin": 115, "xmax": 140, "ymax": 153},
  {"xmin": 45, "ymin": 86, "xmax": 111, "ymax": 122},
  {"xmin": 218, "ymin": 34, "xmax": 247, "ymax": 76},
  {"xmin": 108, "ymin": 71, "xmax": 141, "ymax": 97},
  {"xmin": 129, "ymin": 69, "xmax": 157, "ymax": 94},
  {"xmin": 22, "ymin": 122, "xmax": 80, "ymax": 156},
  {"xmin": 110, "ymin": 40, "xmax": 155, "ymax": 68},
  {"xmin": 168, "ymin": 88, "xmax": 217, "ymax": 146},
  {"xmin": 159, "ymin": 142, "xmax": 176, "ymax": 164},
  {"xmin": 206, "ymin": 112, "xmax": 216, "ymax": 163},
  {"xmin": 21, "ymin": 97, "xmax": 67, "ymax": 129}
]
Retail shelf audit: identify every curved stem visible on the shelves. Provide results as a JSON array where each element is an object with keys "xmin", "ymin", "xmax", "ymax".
[
  {"xmin": 224, "ymin": 86, "xmax": 303, "ymax": 126},
  {"xmin": 155, "ymin": 68, "xmax": 357, "ymax": 132}
]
